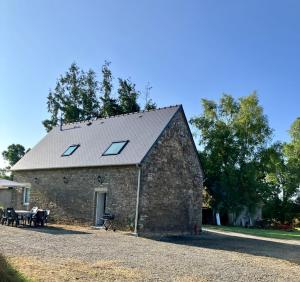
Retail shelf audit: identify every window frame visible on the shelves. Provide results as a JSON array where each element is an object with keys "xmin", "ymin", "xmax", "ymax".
[
  {"xmin": 61, "ymin": 144, "xmax": 80, "ymax": 157},
  {"xmin": 23, "ymin": 187, "xmax": 30, "ymax": 206},
  {"xmin": 102, "ymin": 140, "xmax": 129, "ymax": 156}
]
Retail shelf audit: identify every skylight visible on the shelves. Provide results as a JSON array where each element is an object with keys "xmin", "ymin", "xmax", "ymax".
[
  {"xmin": 102, "ymin": 141, "xmax": 129, "ymax": 156},
  {"xmin": 62, "ymin": 145, "xmax": 80, "ymax": 157}
]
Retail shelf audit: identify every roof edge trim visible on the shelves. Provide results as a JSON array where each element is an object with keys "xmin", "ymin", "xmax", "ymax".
[{"xmin": 12, "ymin": 163, "xmax": 139, "ymax": 172}]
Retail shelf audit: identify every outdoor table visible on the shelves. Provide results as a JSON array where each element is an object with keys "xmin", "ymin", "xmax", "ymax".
[
  {"xmin": 15, "ymin": 210, "xmax": 33, "ymax": 225},
  {"xmin": 15, "ymin": 210, "xmax": 32, "ymax": 216}
]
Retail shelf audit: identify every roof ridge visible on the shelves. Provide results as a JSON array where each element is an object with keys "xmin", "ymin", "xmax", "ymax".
[{"xmin": 58, "ymin": 104, "xmax": 181, "ymax": 127}]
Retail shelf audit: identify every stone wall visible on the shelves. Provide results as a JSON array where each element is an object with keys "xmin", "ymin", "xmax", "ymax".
[
  {"xmin": 11, "ymin": 187, "xmax": 25, "ymax": 210},
  {"xmin": 0, "ymin": 189, "xmax": 13, "ymax": 208},
  {"xmin": 139, "ymin": 108, "xmax": 203, "ymax": 234},
  {"xmin": 13, "ymin": 108, "xmax": 203, "ymax": 234},
  {"xmin": 0, "ymin": 188, "xmax": 24, "ymax": 210},
  {"xmin": 14, "ymin": 166, "xmax": 138, "ymax": 227}
]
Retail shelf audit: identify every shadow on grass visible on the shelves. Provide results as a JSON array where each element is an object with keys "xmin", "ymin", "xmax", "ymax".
[
  {"xmin": 14, "ymin": 225, "xmax": 91, "ymax": 235},
  {"xmin": 157, "ymin": 230, "xmax": 300, "ymax": 265},
  {"xmin": 204, "ymin": 225, "xmax": 300, "ymax": 240},
  {"xmin": 0, "ymin": 255, "xmax": 30, "ymax": 282}
]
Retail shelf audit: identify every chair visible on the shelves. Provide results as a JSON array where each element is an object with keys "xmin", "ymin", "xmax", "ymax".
[
  {"xmin": 44, "ymin": 210, "xmax": 50, "ymax": 225},
  {"xmin": 1, "ymin": 209, "xmax": 7, "ymax": 225},
  {"xmin": 30, "ymin": 210, "xmax": 47, "ymax": 227},
  {"xmin": 3, "ymin": 208, "xmax": 19, "ymax": 226},
  {"xmin": 101, "ymin": 213, "xmax": 116, "ymax": 232},
  {"xmin": 0, "ymin": 208, "xmax": 5, "ymax": 224},
  {"xmin": 26, "ymin": 206, "xmax": 38, "ymax": 225}
]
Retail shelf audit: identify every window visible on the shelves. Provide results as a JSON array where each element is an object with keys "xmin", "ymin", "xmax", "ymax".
[
  {"xmin": 23, "ymin": 187, "xmax": 30, "ymax": 206},
  {"xmin": 62, "ymin": 144, "xmax": 80, "ymax": 157},
  {"xmin": 102, "ymin": 141, "xmax": 129, "ymax": 156}
]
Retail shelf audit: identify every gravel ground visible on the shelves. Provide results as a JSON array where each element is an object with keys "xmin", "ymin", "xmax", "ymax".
[{"xmin": 0, "ymin": 224, "xmax": 300, "ymax": 282}]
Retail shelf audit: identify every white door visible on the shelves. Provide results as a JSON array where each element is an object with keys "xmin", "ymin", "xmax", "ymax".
[{"xmin": 95, "ymin": 192, "xmax": 106, "ymax": 226}]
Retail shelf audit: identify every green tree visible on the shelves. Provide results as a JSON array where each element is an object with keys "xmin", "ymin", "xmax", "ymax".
[
  {"xmin": 42, "ymin": 63, "xmax": 100, "ymax": 131},
  {"xmin": 0, "ymin": 168, "xmax": 11, "ymax": 180},
  {"xmin": 145, "ymin": 99, "xmax": 157, "ymax": 111},
  {"xmin": 281, "ymin": 118, "xmax": 300, "ymax": 222},
  {"xmin": 82, "ymin": 69, "xmax": 100, "ymax": 119},
  {"xmin": 117, "ymin": 78, "xmax": 140, "ymax": 114},
  {"xmin": 43, "ymin": 61, "xmax": 157, "ymax": 129},
  {"xmin": 2, "ymin": 144, "xmax": 26, "ymax": 167},
  {"xmin": 263, "ymin": 118, "xmax": 300, "ymax": 223},
  {"xmin": 99, "ymin": 61, "xmax": 121, "ymax": 117},
  {"xmin": 144, "ymin": 84, "xmax": 157, "ymax": 110},
  {"xmin": 284, "ymin": 117, "xmax": 300, "ymax": 185},
  {"xmin": 191, "ymin": 93, "xmax": 272, "ymax": 219}
]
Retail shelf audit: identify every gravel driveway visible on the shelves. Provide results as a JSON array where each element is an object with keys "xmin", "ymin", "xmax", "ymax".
[{"xmin": 0, "ymin": 224, "xmax": 300, "ymax": 282}]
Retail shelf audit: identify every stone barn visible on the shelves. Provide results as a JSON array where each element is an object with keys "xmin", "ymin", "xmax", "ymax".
[{"xmin": 12, "ymin": 105, "xmax": 203, "ymax": 235}]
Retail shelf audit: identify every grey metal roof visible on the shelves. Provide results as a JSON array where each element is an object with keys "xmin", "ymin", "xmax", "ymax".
[
  {"xmin": 12, "ymin": 105, "xmax": 181, "ymax": 171},
  {"xmin": 0, "ymin": 179, "xmax": 25, "ymax": 188}
]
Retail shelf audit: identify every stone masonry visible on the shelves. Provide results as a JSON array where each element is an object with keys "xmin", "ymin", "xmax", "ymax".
[
  {"xmin": 15, "ymin": 166, "xmax": 139, "ymax": 228},
  {"xmin": 14, "ymin": 107, "xmax": 203, "ymax": 234},
  {"xmin": 139, "ymin": 109, "xmax": 203, "ymax": 234}
]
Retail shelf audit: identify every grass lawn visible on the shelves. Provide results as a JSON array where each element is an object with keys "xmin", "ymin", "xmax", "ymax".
[
  {"xmin": 0, "ymin": 255, "xmax": 31, "ymax": 282},
  {"xmin": 204, "ymin": 225, "xmax": 300, "ymax": 241}
]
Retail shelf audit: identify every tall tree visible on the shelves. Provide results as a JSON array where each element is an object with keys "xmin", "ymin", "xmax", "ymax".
[
  {"xmin": 190, "ymin": 93, "xmax": 272, "ymax": 218},
  {"xmin": 43, "ymin": 61, "xmax": 157, "ymax": 129},
  {"xmin": 262, "ymin": 117, "xmax": 300, "ymax": 223},
  {"xmin": 42, "ymin": 63, "xmax": 100, "ymax": 131},
  {"xmin": 277, "ymin": 117, "xmax": 300, "ymax": 222},
  {"xmin": 99, "ymin": 61, "xmax": 121, "ymax": 117},
  {"xmin": 118, "ymin": 78, "xmax": 140, "ymax": 114},
  {"xmin": 82, "ymin": 69, "xmax": 100, "ymax": 119},
  {"xmin": 284, "ymin": 117, "xmax": 300, "ymax": 184},
  {"xmin": 2, "ymin": 144, "xmax": 26, "ymax": 167}
]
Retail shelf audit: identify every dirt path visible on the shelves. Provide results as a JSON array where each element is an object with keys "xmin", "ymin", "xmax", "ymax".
[{"xmin": 0, "ymin": 224, "xmax": 300, "ymax": 281}]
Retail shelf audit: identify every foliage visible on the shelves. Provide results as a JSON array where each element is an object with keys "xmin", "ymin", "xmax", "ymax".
[
  {"xmin": 2, "ymin": 144, "xmax": 27, "ymax": 167},
  {"xmin": 43, "ymin": 61, "xmax": 157, "ymax": 131},
  {"xmin": 191, "ymin": 93, "xmax": 272, "ymax": 217},
  {"xmin": 144, "ymin": 83, "xmax": 157, "ymax": 110},
  {"xmin": 262, "ymin": 118, "xmax": 300, "ymax": 223},
  {"xmin": 191, "ymin": 92, "xmax": 300, "ymax": 224},
  {"xmin": 42, "ymin": 63, "xmax": 100, "ymax": 131},
  {"xmin": 0, "ymin": 168, "xmax": 12, "ymax": 180},
  {"xmin": 284, "ymin": 117, "xmax": 300, "ymax": 187},
  {"xmin": 117, "ymin": 78, "xmax": 140, "ymax": 114},
  {"xmin": 99, "ymin": 61, "xmax": 121, "ymax": 117}
]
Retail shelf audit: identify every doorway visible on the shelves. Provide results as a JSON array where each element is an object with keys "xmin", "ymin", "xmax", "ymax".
[{"xmin": 95, "ymin": 192, "xmax": 106, "ymax": 226}]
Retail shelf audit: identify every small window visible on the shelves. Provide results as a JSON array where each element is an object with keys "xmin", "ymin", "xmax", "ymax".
[
  {"xmin": 62, "ymin": 145, "xmax": 80, "ymax": 157},
  {"xmin": 102, "ymin": 141, "xmax": 129, "ymax": 156},
  {"xmin": 23, "ymin": 187, "xmax": 30, "ymax": 206}
]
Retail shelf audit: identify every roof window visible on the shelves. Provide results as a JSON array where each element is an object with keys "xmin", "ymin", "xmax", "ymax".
[
  {"xmin": 62, "ymin": 144, "xmax": 80, "ymax": 157},
  {"xmin": 102, "ymin": 141, "xmax": 129, "ymax": 156}
]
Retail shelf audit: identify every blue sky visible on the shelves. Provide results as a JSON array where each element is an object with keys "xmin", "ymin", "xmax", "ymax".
[{"xmin": 0, "ymin": 0, "xmax": 300, "ymax": 167}]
